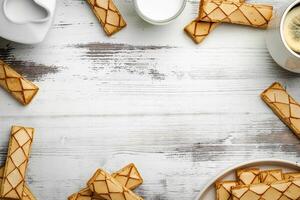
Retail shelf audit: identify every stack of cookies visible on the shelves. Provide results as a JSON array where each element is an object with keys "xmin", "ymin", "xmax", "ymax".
[
  {"xmin": 216, "ymin": 168, "xmax": 300, "ymax": 200},
  {"xmin": 0, "ymin": 126, "xmax": 36, "ymax": 200},
  {"xmin": 69, "ymin": 163, "xmax": 144, "ymax": 200},
  {"xmin": 185, "ymin": 0, "xmax": 273, "ymax": 44}
]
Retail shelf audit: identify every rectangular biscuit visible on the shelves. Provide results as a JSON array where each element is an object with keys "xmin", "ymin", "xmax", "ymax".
[
  {"xmin": 199, "ymin": 0, "xmax": 273, "ymax": 28},
  {"xmin": 259, "ymin": 169, "xmax": 283, "ymax": 184},
  {"xmin": 69, "ymin": 163, "xmax": 143, "ymax": 200},
  {"xmin": 0, "ymin": 166, "xmax": 36, "ymax": 200},
  {"xmin": 86, "ymin": 0, "xmax": 126, "ymax": 36},
  {"xmin": 261, "ymin": 82, "xmax": 300, "ymax": 139},
  {"xmin": 68, "ymin": 187, "xmax": 103, "ymax": 200},
  {"xmin": 215, "ymin": 181, "xmax": 238, "ymax": 200},
  {"xmin": 231, "ymin": 179, "xmax": 300, "ymax": 200},
  {"xmin": 87, "ymin": 169, "xmax": 143, "ymax": 200},
  {"xmin": 184, "ymin": 20, "xmax": 219, "ymax": 44},
  {"xmin": 236, "ymin": 168, "xmax": 260, "ymax": 185},
  {"xmin": 0, "ymin": 126, "xmax": 34, "ymax": 199},
  {"xmin": 184, "ymin": 0, "xmax": 244, "ymax": 44},
  {"xmin": 111, "ymin": 163, "xmax": 143, "ymax": 190},
  {"xmin": 22, "ymin": 185, "xmax": 37, "ymax": 200},
  {"xmin": 0, "ymin": 60, "xmax": 39, "ymax": 105},
  {"xmin": 284, "ymin": 172, "xmax": 300, "ymax": 180}
]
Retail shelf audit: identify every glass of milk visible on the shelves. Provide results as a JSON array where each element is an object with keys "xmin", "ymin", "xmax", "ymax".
[{"xmin": 133, "ymin": 0, "xmax": 187, "ymax": 25}]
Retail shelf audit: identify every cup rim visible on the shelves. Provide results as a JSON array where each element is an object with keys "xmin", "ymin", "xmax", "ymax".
[
  {"xmin": 280, "ymin": 0, "xmax": 300, "ymax": 59},
  {"xmin": 133, "ymin": 0, "xmax": 187, "ymax": 25}
]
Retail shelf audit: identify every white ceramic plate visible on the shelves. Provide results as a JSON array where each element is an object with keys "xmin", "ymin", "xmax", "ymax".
[
  {"xmin": 0, "ymin": 0, "xmax": 56, "ymax": 44},
  {"xmin": 195, "ymin": 159, "xmax": 300, "ymax": 200}
]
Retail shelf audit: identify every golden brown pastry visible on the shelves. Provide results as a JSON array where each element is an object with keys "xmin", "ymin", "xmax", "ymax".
[
  {"xmin": 284, "ymin": 172, "xmax": 300, "ymax": 180},
  {"xmin": 68, "ymin": 187, "xmax": 103, "ymax": 200},
  {"xmin": 184, "ymin": 20, "xmax": 219, "ymax": 44},
  {"xmin": 259, "ymin": 169, "xmax": 283, "ymax": 184},
  {"xmin": 231, "ymin": 179, "xmax": 300, "ymax": 200},
  {"xmin": 0, "ymin": 126, "xmax": 34, "ymax": 199},
  {"xmin": 87, "ymin": 169, "xmax": 143, "ymax": 200},
  {"xmin": 184, "ymin": 0, "xmax": 244, "ymax": 44},
  {"xmin": 215, "ymin": 181, "xmax": 238, "ymax": 200},
  {"xmin": 236, "ymin": 168, "xmax": 260, "ymax": 185},
  {"xmin": 22, "ymin": 185, "xmax": 37, "ymax": 200},
  {"xmin": 0, "ymin": 60, "xmax": 39, "ymax": 105},
  {"xmin": 86, "ymin": 0, "xmax": 126, "ymax": 36},
  {"xmin": 111, "ymin": 163, "xmax": 143, "ymax": 190},
  {"xmin": 261, "ymin": 82, "xmax": 300, "ymax": 139},
  {"xmin": 0, "ymin": 166, "xmax": 36, "ymax": 200},
  {"xmin": 69, "ymin": 163, "xmax": 143, "ymax": 200},
  {"xmin": 199, "ymin": 0, "xmax": 273, "ymax": 28}
]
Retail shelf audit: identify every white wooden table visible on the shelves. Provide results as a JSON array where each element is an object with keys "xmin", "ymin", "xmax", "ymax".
[{"xmin": 0, "ymin": 0, "xmax": 299, "ymax": 199}]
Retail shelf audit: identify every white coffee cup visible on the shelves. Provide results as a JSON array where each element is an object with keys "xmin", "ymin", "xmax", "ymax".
[
  {"xmin": 133, "ymin": 0, "xmax": 187, "ymax": 25},
  {"xmin": 266, "ymin": 0, "xmax": 300, "ymax": 73}
]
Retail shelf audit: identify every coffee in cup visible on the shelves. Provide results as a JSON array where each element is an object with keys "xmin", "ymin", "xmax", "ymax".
[
  {"xmin": 266, "ymin": 0, "xmax": 300, "ymax": 73},
  {"xmin": 283, "ymin": 5, "xmax": 300, "ymax": 53}
]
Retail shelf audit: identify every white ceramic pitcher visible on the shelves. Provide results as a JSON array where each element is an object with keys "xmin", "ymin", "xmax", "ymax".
[{"xmin": 0, "ymin": 0, "xmax": 56, "ymax": 44}]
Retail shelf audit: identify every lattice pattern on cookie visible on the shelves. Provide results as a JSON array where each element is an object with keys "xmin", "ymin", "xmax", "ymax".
[
  {"xmin": 215, "ymin": 181, "xmax": 238, "ymax": 200},
  {"xmin": 284, "ymin": 172, "xmax": 300, "ymax": 180},
  {"xmin": 0, "ymin": 126, "xmax": 34, "ymax": 199},
  {"xmin": 68, "ymin": 187, "xmax": 103, "ymax": 200},
  {"xmin": 184, "ymin": 20, "xmax": 219, "ymax": 44},
  {"xmin": 0, "ymin": 60, "xmax": 39, "ymax": 105},
  {"xmin": 199, "ymin": 0, "xmax": 273, "ymax": 28},
  {"xmin": 0, "ymin": 166, "xmax": 36, "ymax": 200},
  {"xmin": 87, "ymin": 169, "xmax": 143, "ymax": 200},
  {"xmin": 86, "ymin": 0, "xmax": 126, "ymax": 36},
  {"xmin": 69, "ymin": 164, "xmax": 143, "ymax": 200},
  {"xmin": 111, "ymin": 163, "xmax": 143, "ymax": 190},
  {"xmin": 184, "ymin": 0, "xmax": 245, "ymax": 44},
  {"xmin": 260, "ymin": 169, "xmax": 283, "ymax": 184},
  {"xmin": 231, "ymin": 179, "xmax": 300, "ymax": 200},
  {"xmin": 236, "ymin": 168, "xmax": 260, "ymax": 185},
  {"xmin": 22, "ymin": 184, "xmax": 37, "ymax": 200},
  {"xmin": 261, "ymin": 82, "xmax": 300, "ymax": 139}
]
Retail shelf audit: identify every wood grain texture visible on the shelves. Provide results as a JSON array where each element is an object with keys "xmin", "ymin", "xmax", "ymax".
[{"xmin": 0, "ymin": 0, "xmax": 299, "ymax": 199}]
